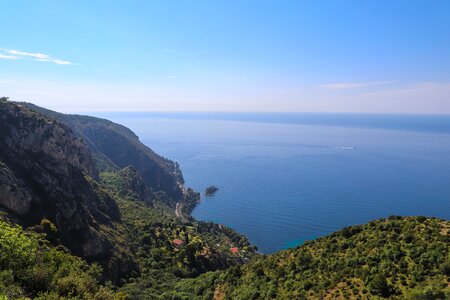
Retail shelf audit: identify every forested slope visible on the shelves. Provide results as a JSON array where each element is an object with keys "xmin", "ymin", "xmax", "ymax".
[{"xmin": 172, "ymin": 216, "xmax": 449, "ymax": 299}]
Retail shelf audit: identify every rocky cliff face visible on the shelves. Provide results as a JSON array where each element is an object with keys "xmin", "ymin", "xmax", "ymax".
[
  {"xmin": 20, "ymin": 102, "xmax": 185, "ymax": 205},
  {"xmin": 0, "ymin": 99, "xmax": 137, "ymax": 282},
  {"xmin": 0, "ymin": 161, "xmax": 33, "ymax": 215}
]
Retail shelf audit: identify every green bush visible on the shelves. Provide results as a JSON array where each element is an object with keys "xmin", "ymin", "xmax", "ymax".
[{"xmin": 0, "ymin": 220, "xmax": 121, "ymax": 299}]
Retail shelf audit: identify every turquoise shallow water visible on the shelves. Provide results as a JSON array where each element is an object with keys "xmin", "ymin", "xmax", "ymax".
[{"xmin": 95, "ymin": 113, "xmax": 450, "ymax": 254}]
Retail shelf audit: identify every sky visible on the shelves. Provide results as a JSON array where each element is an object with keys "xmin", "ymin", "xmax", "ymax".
[{"xmin": 1, "ymin": 1, "xmax": 450, "ymax": 114}]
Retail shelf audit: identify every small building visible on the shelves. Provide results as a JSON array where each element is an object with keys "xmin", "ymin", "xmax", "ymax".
[
  {"xmin": 230, "ymin": 247, "xmax": 239, "ymax": 254},
  {"xmin": 172, "ymin": 239, "xmax": 184, "ymax": 248}
]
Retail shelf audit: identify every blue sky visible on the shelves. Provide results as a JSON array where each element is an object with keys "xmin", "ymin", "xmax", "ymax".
[{"xmin": 1, "ymin": 1, "xmax": 449, "ymax": 113}]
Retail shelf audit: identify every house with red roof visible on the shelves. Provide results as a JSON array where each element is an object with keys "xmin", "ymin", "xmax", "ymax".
[
  {"xmin": 172, "ymin": 239, "xmax": 184, "ymax": 248},
  {"xmin": 230, "ymin": 247, "xmax": 239, "ymax": 254}
]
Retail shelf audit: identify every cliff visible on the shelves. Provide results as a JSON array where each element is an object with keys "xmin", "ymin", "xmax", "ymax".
[
  {"xmin": 19, "ymin": 102, "xmax": 185, "ymax": 205},
  {"xmin": 0, "ymin": 99, "xmax": 137, "ymax": 282}
]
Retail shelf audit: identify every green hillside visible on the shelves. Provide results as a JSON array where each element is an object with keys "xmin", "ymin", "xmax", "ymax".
[
  {"xmin": 0, "ymin": 218, "xmax": 125, "ymax": 299},
  {"xmin": 100, "ymin": 169, "xmax": 257, "ymax": 299},
  {"xmin": 171, "ymin": 216, "xmax": 449, "ymax": 299}
]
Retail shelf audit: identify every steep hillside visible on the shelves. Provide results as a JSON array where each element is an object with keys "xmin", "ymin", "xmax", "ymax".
[
  {"xmin": 99, "ymin": 169, "xmax": 258, "ymax": 299},
  {"xmin": 0, "ymin": 99, "xmax": 137, "ymax": 282},
  {"xmin": 172, "ymin": 216, "xmax": 449, "ymax": 299},
  {"xmin": 102, "ymin": 166, "xmax": 155, "ymax": 206},
  {"xmin": 0, "ymin": 218, "xmax": 124, "ymax": 299},
  {"xmin": 19, "ymin": 102, "xmax": 185, "ymax": 204}
]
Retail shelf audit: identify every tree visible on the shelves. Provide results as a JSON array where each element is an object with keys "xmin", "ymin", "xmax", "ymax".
[
  {"xmin": 369, "ymin": 274, "xmax": 392, "ymax": 298},
  {"xmin": 184, "ymin": 232, "xmax": 189, "ymax": 245}
]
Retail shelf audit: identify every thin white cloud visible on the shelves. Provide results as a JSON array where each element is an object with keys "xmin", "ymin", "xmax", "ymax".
[
  {"xmin": 6, "ymin": 49, "xmax": 50, "ymax": 59},
  {"xmin": 168, "ymin": 75, "xmax": 177, "ymax": 79},
  {"xmin": 0, "ymin": 54, "xmax": 19, "ymax": 60},
  {"xmin": 52, "ymin": 59, "xmax": 72, "ymax": 65},
  {"xmin": 0, "ymin": 48, "xmax": 73, "ymax": 65},
  {"xmin": 319, "ymin": 81, "xmax": 396, "ymax": 90},
  {"xmin": 34, "ymin": 58, "xmax": 72, "ymax": 65}
]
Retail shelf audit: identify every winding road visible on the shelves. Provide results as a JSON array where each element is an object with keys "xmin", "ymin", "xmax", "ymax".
[{"xmin": 175, "ymin": 202, "xmax": 188, "ymax": 222}]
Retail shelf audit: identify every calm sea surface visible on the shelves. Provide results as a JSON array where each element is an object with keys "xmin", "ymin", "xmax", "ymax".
[{"xmin": 95, "ymin": 113, "xmax": 450, "ymax": 254}]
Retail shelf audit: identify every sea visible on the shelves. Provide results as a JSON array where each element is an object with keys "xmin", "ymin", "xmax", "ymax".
[{"xmin": 94, "ymin": 112, "xmax": 450, "ymax": 254}]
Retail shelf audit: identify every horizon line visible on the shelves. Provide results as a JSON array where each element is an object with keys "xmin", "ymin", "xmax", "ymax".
[{"xmin": 69, "ymin": 110, "xmax": 450, "ymax": 117}]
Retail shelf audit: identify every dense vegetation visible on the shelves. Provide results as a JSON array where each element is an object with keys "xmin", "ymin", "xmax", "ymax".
[
  {"xmin": 0, "ymin": 218, "xmax": 124, "ymax": 299},
  {"xmin": 171, "ymin": 216, "xmax": 449, "ymax": 299}
]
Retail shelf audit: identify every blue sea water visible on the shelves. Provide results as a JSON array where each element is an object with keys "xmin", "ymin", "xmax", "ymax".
[{"xmin": 95, "ymin": 112, "xmax": 450, "ymax": 254}]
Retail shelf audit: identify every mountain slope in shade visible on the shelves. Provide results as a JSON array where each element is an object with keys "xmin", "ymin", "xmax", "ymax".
[
  {"xmin": 19, "ymin": 102, "xmax": 185, "ymax": 205},
  {"xmin": 0, "ymin": 99, "xmax": 137, "ymax": 282}
]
